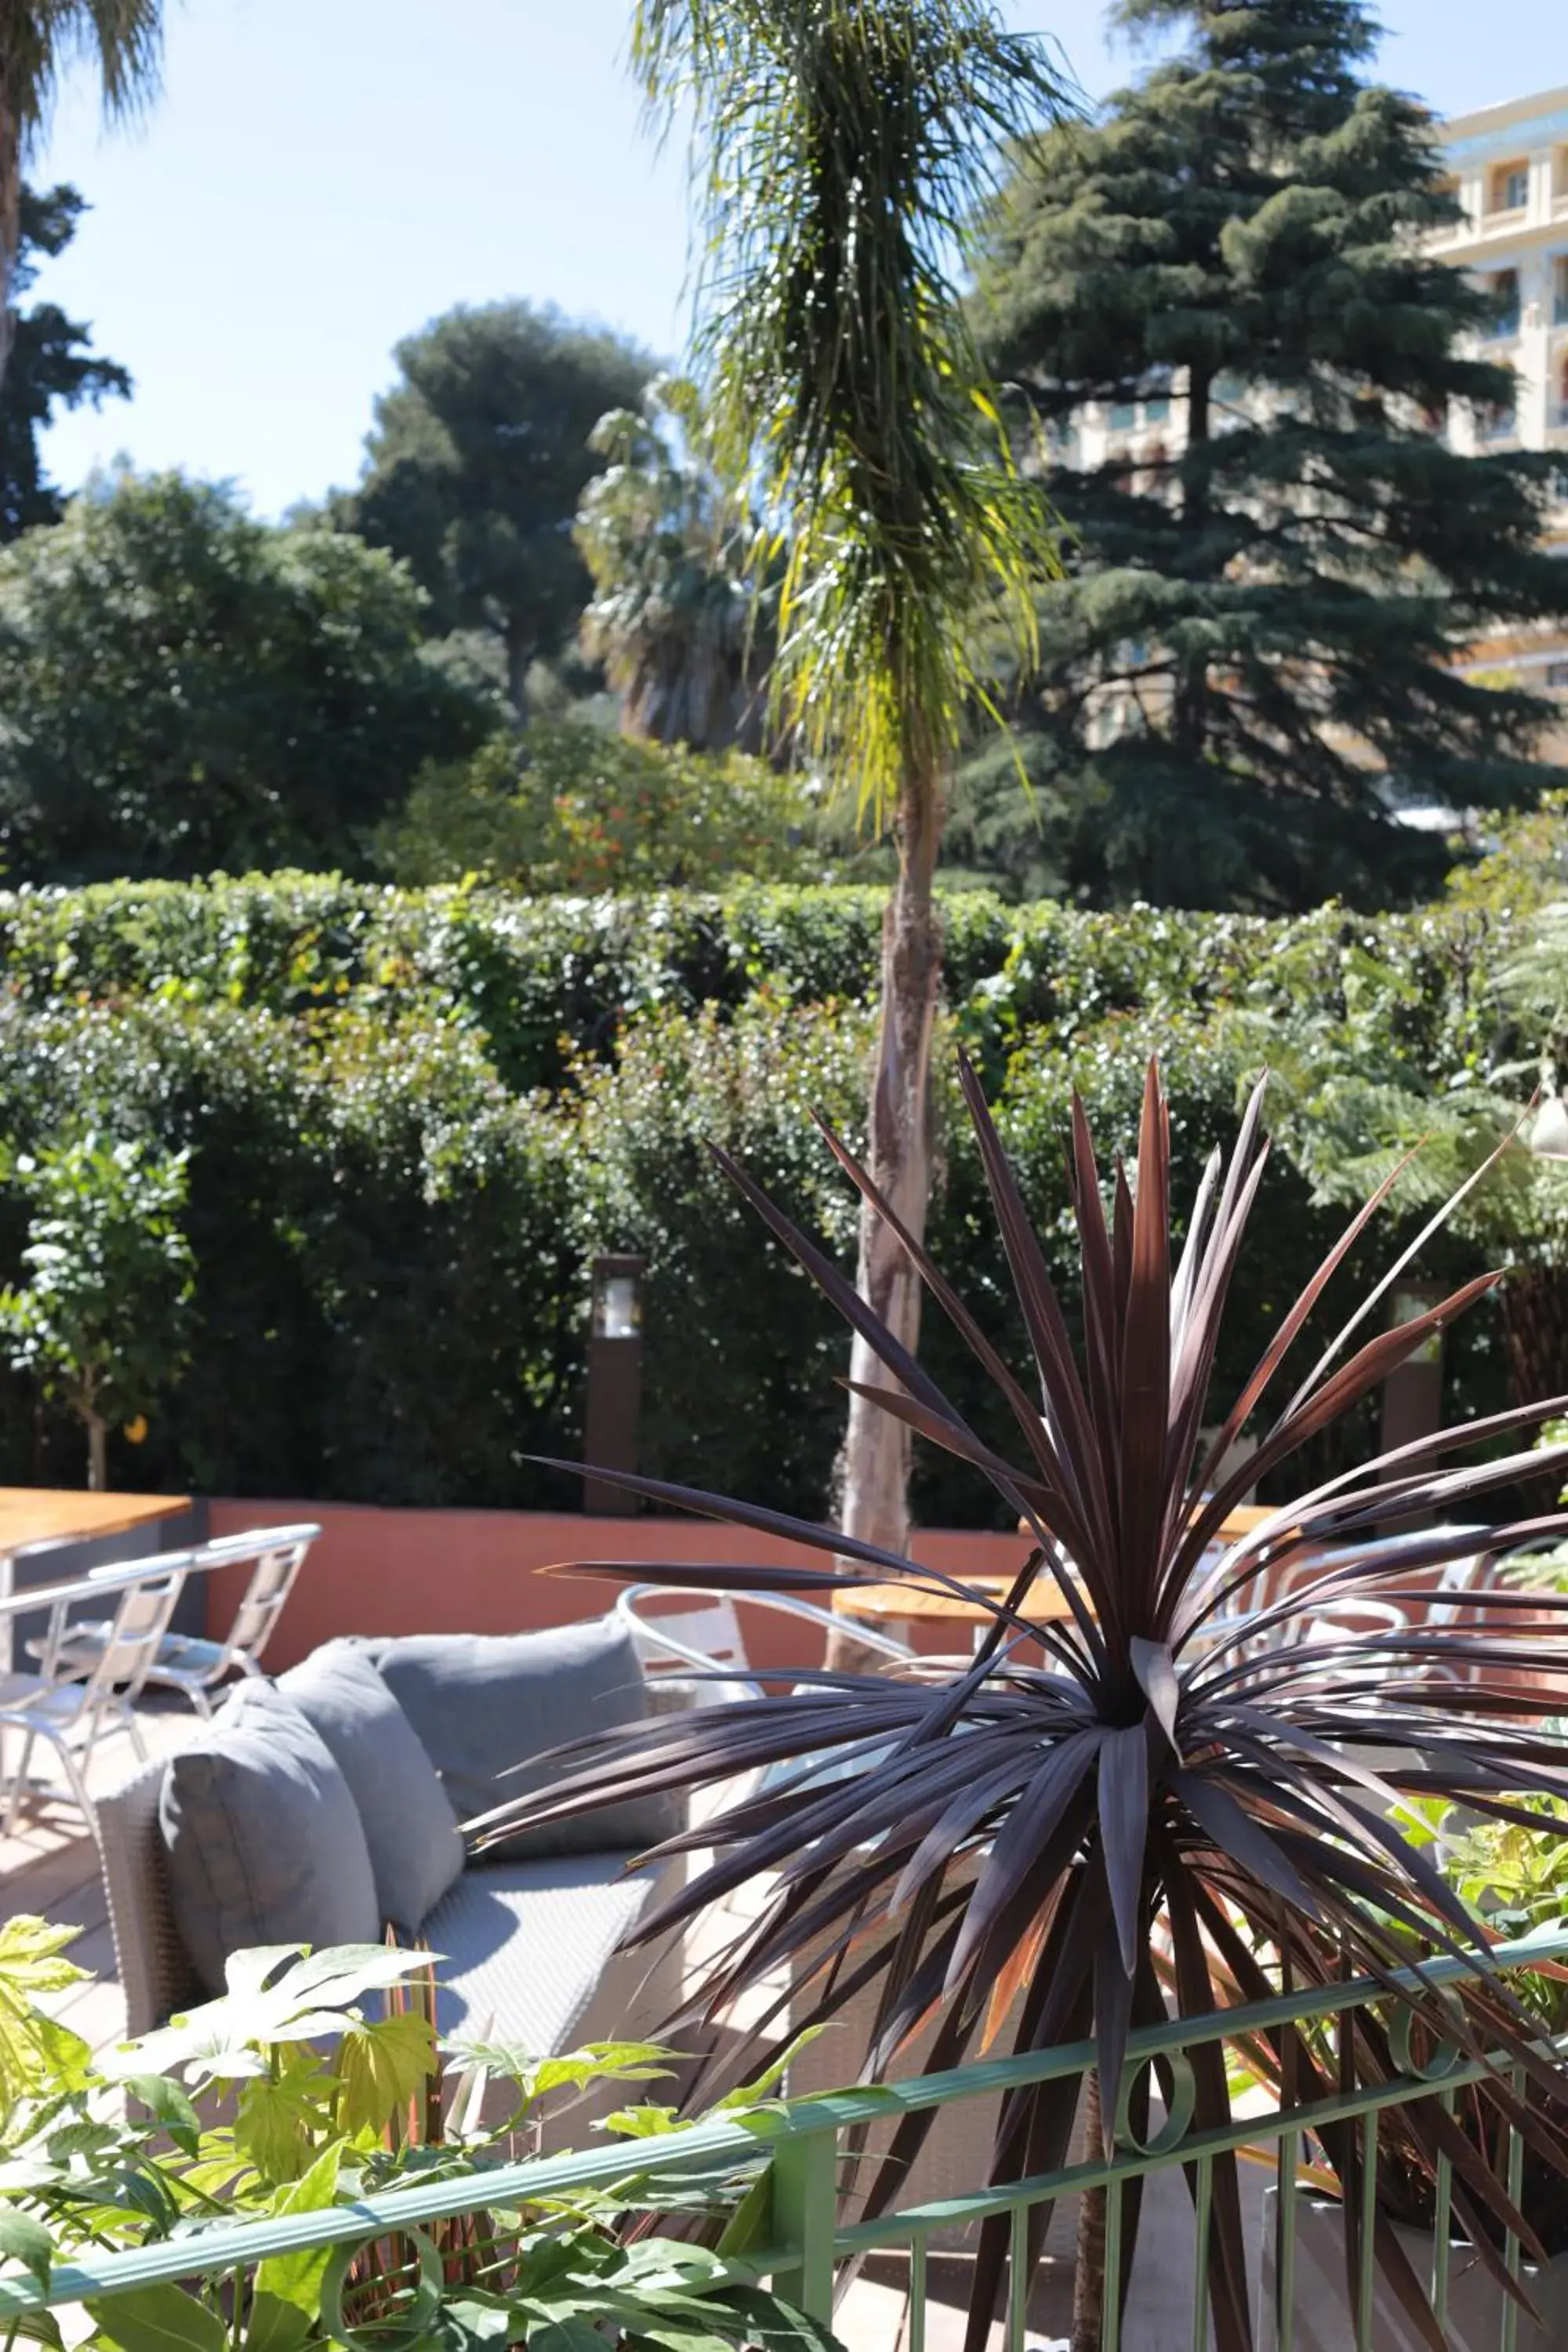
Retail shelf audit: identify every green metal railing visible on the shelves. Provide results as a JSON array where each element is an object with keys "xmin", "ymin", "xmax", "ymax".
[{"xmin": 4, "ymin": 1926, "xmax": 1567, "ymax": 2352}]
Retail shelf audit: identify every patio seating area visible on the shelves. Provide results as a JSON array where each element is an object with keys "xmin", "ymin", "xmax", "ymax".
[{"xmin": 2, "ymin": 1494, "xmax": 1565, "ymax": 2352}]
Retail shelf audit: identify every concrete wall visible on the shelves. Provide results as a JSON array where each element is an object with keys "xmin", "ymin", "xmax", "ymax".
[{"xmin": 203, "ymin": 1499, "xmax": 1030, "ymax": 1672}]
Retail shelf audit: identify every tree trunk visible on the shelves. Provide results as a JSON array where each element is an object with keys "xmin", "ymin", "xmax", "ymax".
[
  {"xmin": 85, "ymin": 1408, "xmax": 107, "ymax": 1494},
  {"xmin": 837, "ymin": 768, "xmax": 944, "ymax": 1561},
  {"xmin": 1172, "ymin": 367, "xmax": 1212, "ymax": 758},
  {"xmin": 503, "ymin": 622, "xmax": 533, "ymax": 724},
  {"xmin": 0, "ymin": 103, "xmax": 20, "ymax": 399},
  {"xmin": 1071, "ymin": 2067, "xmax": 1107, "ymax": 2352},
  {"xmin": 1504, "ymin": 1265, "xmax": 1568, "ymax": 1509}
]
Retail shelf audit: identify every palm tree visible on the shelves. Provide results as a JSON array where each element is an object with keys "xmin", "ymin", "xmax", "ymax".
[
  {"xmin": 576, "ymin": 376, "xmax": 777, "ymax": 755},
  {"xmin": 632, "ymin": 0, "xmax": 1069, "ymax": 1559},
  {"xmin": 0, "ymin": 1, "xmax": 162, "ymax": 390}
]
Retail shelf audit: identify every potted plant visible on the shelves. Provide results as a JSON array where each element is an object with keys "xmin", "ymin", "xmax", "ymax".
[{"xmin": 480, "ymin": 1055, "xmax": 1568, "ymax": 2351}]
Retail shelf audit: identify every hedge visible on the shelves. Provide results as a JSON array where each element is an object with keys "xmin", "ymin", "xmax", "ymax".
[{"xmin": 0, "ymin": 869, "xmax": 1525, "ymax": 1518}]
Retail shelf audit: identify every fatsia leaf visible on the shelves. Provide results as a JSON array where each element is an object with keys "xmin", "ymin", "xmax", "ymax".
[
  {"xmin": 0, "ymin": 2212, "xmax": 53, "ymax": 2289},
  {"xmin": 85, "ymin": 2285, "xmax": 227, "ymax": 2352},
  {"xmin": 334, "ymin": 2009, "xmax": 436, "ymax": 2140}
]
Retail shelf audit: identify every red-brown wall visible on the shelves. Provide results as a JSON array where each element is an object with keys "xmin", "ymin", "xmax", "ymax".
[{"xmin": 205, "ymin": 1500, "xmax": 1031, "ymax": 1672}]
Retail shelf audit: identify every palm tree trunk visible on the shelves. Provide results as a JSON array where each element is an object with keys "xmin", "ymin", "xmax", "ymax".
[
  {"xmin": 838, "ymin": 767, "xmax": 943, "ymax": 1559},
  {"xmin": 1071, "ymin": 2067, "xmax": 1107, "ymax": 2352}
]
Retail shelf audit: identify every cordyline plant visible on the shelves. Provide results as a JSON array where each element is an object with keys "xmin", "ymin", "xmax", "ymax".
[{"xmin": 477, "ymin": 1058, "xmax": 1568, "ymax": 2351}]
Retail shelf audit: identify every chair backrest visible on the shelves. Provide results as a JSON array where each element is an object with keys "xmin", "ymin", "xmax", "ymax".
[
  {"xmin": 196, "ymin": 1524, "xmax": 319, "ymax": 1675},
  {"xmin": 616, "ymin": 1585, "xmax": 761, "ymax": 1707},
  {"xmin": 68, "ymin": 1564, "xmax": 187, "ymax": 1708}
]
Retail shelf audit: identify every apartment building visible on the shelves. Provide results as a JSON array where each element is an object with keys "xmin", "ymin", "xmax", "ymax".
[{"xmin": 1435, "ymin": 85, "xmax": 1568, "ymax": 739}]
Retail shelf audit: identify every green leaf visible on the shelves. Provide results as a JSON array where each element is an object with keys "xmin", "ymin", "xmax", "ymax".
[
  {"xmin": 235, "ymin": 2053, "xmax": 333, "ymax": 2185},
  {"xmin": 526, "ymin": 2323, "xmax": 610, "ymax": 2352},
  {"xmin": 253, "ymin": 2140, "xmax": 343, "ymax": 2322},
  {"xmin": 334, "ymin": 2010, "xmax": 435, "ymax": 2140},
  {"xmin": 0, "ymin": 2209, "xmax": 54, "ymax": 2288},
  {"xmin": 85, "ymin": 2282, "xmax": 227, "ymax": 2352},
  {"xmin": 118, "ymin": 2074, "xmax": 201, "ymax": 2154}
]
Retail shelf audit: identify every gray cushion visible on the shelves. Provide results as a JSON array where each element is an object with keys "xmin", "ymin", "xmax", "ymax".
[
  {"xmin": 365, "ymin": 1618, "xmax": 675, "ymax": 1855},
  {"xmin": 280, "ymin": 1642, "xmax": 463, "ymax": 1933},
  {"xmin": 424, "ymin": 1852, "xmax": 662, "ymax": 2045},
  {"xmin": 159, "ymin": 1679, "xmax": 379, "ymax": 1997}
]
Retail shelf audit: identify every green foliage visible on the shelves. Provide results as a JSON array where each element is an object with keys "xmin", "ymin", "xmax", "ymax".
[
  {"xmin": 0, "ymin": 1130, "xmax": 193, "ymax": 1486},
  {"xmin": 0, "ymin": 469, "xmax": 500, "ymax": 884},
  {"xmin": 0, "ymin": 184, "xmax": 130, "ymax": 540},
  {"xmin": 969, "ymin": 0, "xmax": 1568, "ymax": 909},
  {"xmin": 339, "ymin": 303, "xmax": 653, "ymax": 715},
  {"xmin": 0, "ymin": 1934, "xmax": 831, "ymax": 2352},
  {"xmin": 0, "ymin": 829, "xmax": 1553, "ymax": 1510},
  {"xmin": 377, "ymin": 722, "xmax": 822, "ymax": 892}
]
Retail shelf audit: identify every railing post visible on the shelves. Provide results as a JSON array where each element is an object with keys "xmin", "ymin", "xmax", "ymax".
[{"xmin": 769, "ymin": 2126, "xmax": 838, "ymax": 2324}]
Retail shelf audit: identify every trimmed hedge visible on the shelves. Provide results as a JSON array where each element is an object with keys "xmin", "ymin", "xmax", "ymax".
[{"xmin": 0, "ymin": 873, "xmax": 1522, "ymax": 1516}]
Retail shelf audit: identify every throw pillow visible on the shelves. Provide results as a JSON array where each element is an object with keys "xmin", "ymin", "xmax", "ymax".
[
  {"xmin": 281, "ymin": 1642, "xmax": 463, "ymax": 1933},
  {"xmin": 159, "ymin": 1679, "xmax": 379, "ymax": 1996},
  {"xmin": 365, "ymin": 1617, "xmax": 675, "ymax": 1856}
]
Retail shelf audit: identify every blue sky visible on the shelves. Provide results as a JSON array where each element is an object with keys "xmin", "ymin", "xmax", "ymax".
[{"xmin": 29, "ymin": 0, "xmax": 1564, "ymax": 519}]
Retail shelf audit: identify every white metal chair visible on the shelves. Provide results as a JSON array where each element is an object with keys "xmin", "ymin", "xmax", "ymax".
[
  {"xmin": 0, "ymin": 1562, "xmax": 187, "ymax": 1831},
  {"xmin": 615, "ymin": 1581, "xmax": 915, "ymax": 1708},
  {"xmin": 39, "ymin": 1522, "xmax": 320, "ymax": 1717}
]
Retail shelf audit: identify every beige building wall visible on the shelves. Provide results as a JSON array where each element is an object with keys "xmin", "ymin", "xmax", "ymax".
[{"xmin": 1436, "ymin": 85, "xmax": 1568, "ymax": 753}]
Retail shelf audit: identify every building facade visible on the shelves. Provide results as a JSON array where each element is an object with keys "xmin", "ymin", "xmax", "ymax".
[{"xmin": 1435, "ymin": 85, "xmax": 1568, "ymax": 743}]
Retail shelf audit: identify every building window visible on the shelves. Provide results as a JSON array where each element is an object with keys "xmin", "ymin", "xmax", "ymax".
[
  {"xmin": 1491, "ymin": 160, "xmax": 1530, "ymax": 213},
  {"xmin": 1486, "ymin": 267, "xmax": 1521, "ymax": 338},
  {"xmin": 1107, "ymin": 400, "xmax": 1137, "ymax": 430},
  {"xmin": 1546, "ymin": 661, "xmax": 1568, "ymax": 691},
  {"xmin": 1480, "ymin": 401, "xmax": 1517, "ymax": 441},
  {"xmin": 1142, "ymin": 394, "xmax": 1171, "ymax": 424},
  {"xmin": 1555, "ymin": 256, "xmax": 1568, "ymax": 326}
]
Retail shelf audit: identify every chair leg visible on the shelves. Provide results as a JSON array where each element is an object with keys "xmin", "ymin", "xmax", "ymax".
[
  {"xmin": 3, "ymin": 1727, "xmax": 39, "ymax": 1837},
  {"xmin": 187, "ymin": 1684, "xmax": 216, "ymax": 1719},
  {"xmin": 55, "ymin": 1739, "xmax": 93, "ymax": 1828}
]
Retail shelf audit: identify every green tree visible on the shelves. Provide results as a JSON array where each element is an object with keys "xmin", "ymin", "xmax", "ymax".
[
  {"xmin": 0, "ymin": 1132, "xmax": 194, "ymax": 1489},
  {"xmin": 971, "ymin": 0, "xmax": 1568, "ymax": 911},
  {"xmin": 377, "ymin": 720, "xmax": 818, "ymax": 890},
  {"xmin": 575, "ymin": 376, "xmax": 775, "ymax": 753},
  {"xmin": 0, "ymin": 468, "xmax": 499, "ymax": 882},
  {"xmin": 341, "ymin": 303, "xmax": 653, "ymax": 720},
  {"xmin": 636, "ymin": 0, "xmax": 1067, "ymax": 1560},
  {"xmin": 0, "ymin": 182, "xmax": 129, "ymax": 539},
  {"xmin": 0, "ymin": 0, "xmax": 161, "ymax": 393}
]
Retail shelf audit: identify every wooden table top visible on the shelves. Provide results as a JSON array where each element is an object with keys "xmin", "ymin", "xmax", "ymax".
[
  {"xmin": 0, "ymin": 1486, "xmax": 188, "ymax": 1560},
  {"xmin": 835, "ymin": 1504, "xmax": 1278, "ymax": 1627}
]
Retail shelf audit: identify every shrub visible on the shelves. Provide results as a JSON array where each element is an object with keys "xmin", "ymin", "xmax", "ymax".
[{"xmin": 0, "ymin": 840, "xmax": 1538, "ymax": 1514}]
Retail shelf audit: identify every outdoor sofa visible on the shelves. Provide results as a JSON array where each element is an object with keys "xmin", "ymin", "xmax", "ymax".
[{"xmin": 95, "ymin": 1616, "xmax": 691, "ymax": 2111}]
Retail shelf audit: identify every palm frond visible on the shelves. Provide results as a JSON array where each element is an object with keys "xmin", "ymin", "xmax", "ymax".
[{"xmin": 630, "ymin": 0, "xmax": 1075, "ymax": 821}]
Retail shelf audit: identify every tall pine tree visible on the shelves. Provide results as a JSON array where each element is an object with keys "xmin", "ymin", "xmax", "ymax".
[
  {"xmin": 0, "ymin": 185, "xmax": 129, "ymax": 541},
  {"xmin": 967, "ymin": 0, "xmax": 1568, "ymax": 909}
]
